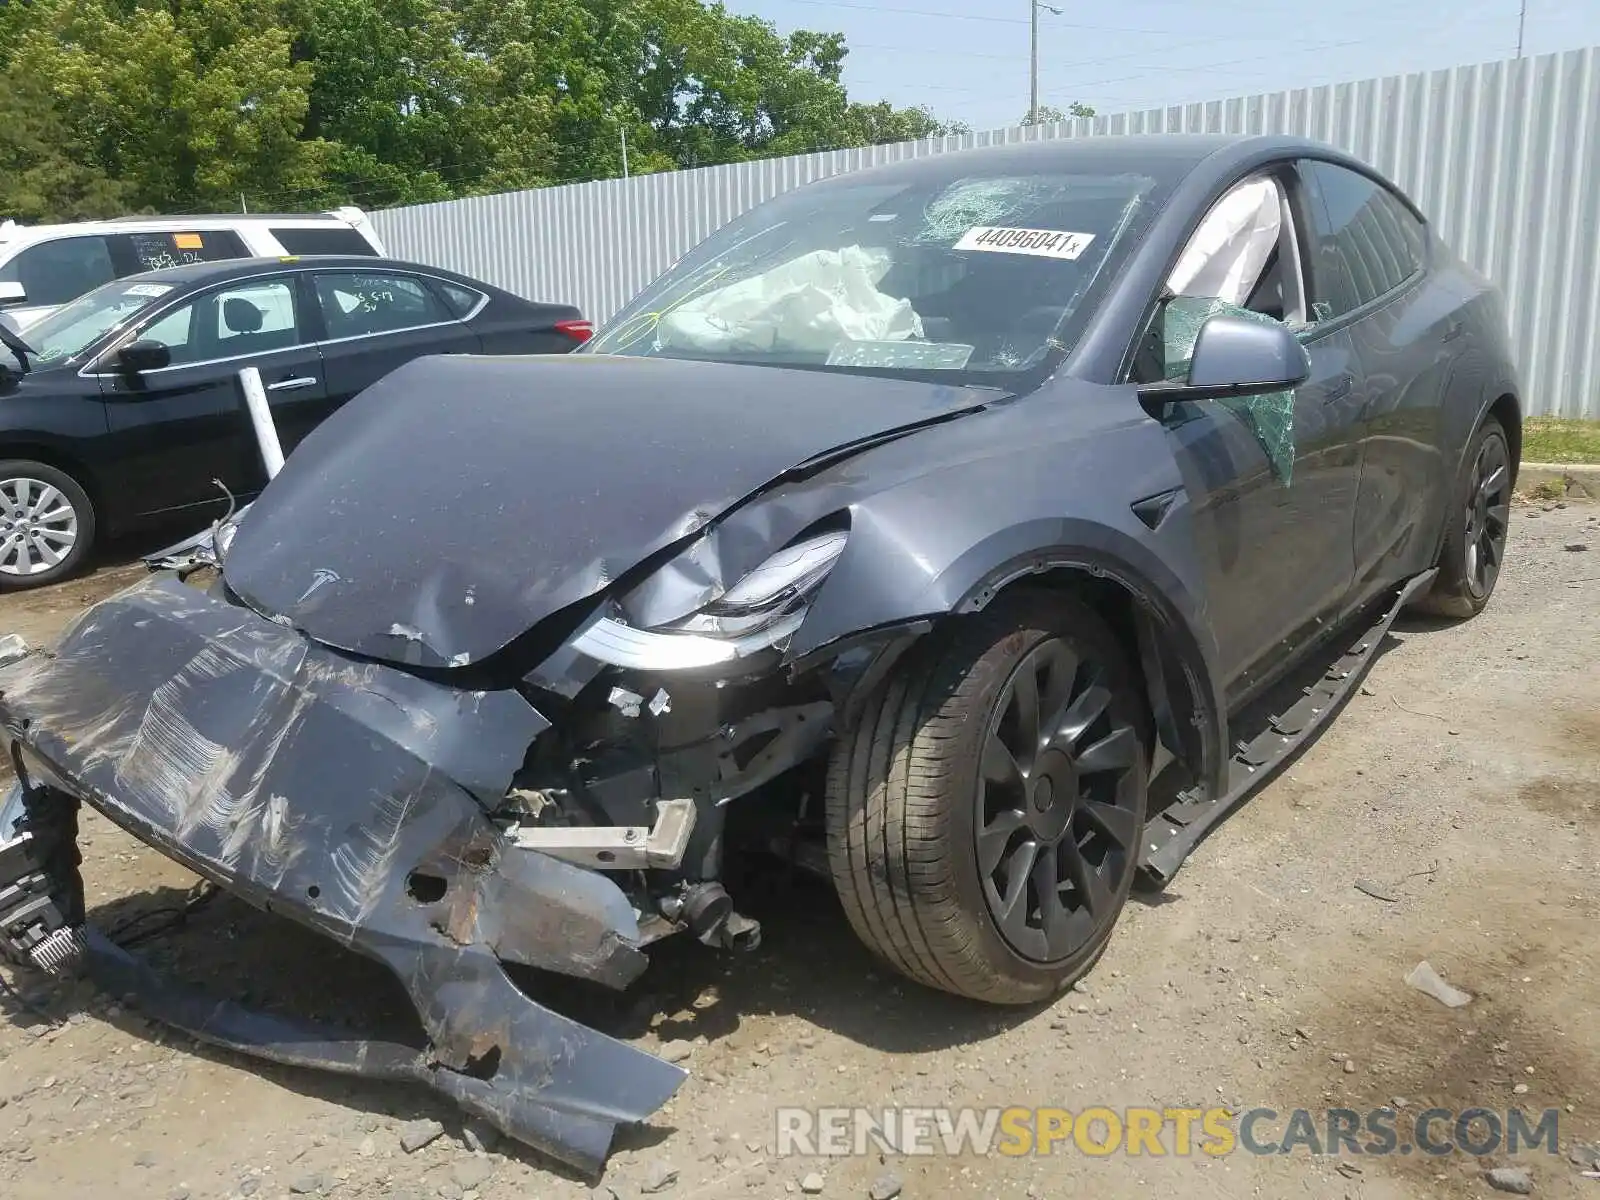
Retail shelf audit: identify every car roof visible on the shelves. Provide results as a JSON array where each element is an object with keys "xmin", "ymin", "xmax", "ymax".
[
  {"xmin": 809, "ymin": 132, "xmax": 1339, "ymax": 189},
  {"xmin": 115, "ymin": 255, "xmax": 480, "ymax": 288},
  {"xmin": 0, "ymin": 211, "xmax": 365, "ymax": 244}
]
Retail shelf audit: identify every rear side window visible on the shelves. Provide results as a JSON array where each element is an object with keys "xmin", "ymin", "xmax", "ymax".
[
  {"xmin": 1301, "ymin": 161, "xmax": 1427, "ymax": 321},
  {"xmin": 312, "ymin": 271, "xmax": 450, "ymax": 339},
  {"xmin": 271, "ymin": 227, "xmax": 378, "ymax": 256},
  {"xmin": 0, "ymin": 237, "xmax": 117, "ymax": 307},
  {"xmin": 115, "ymin": 230, "xmax": 250, "ymax": 273}
]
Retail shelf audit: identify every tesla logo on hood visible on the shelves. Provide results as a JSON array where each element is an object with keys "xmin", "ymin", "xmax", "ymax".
[{"xmin": 295, "ymin": 568, "xmax": 343, "ymax": 605}]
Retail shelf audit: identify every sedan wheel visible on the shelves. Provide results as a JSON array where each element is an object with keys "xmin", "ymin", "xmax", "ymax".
[
  {"xmin": 1462, "ymin": 429, "xmax": 1511, "ymax": 600},
  {"xmin": 826, "ymin": 592, "xmax": 1149, "ymax": 1005},
  {"xmin": 1415, "ymin": 418, "xmax": 1511, "ymax": 619},
  {"xmin": 0, "ymin": 461, "xmax": 95, "ymax": 590}
]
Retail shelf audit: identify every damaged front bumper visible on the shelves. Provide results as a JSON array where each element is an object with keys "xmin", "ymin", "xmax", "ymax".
[{"xmin": 0, "ymin": 576, "xmax": 685, "ymax": 1175}]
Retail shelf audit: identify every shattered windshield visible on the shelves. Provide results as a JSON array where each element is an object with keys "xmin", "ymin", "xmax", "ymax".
[
  {"xmin": 10, "ymin": 278, "xmax": 176, "ymax": 368},
  {"xmin": 586, "ymin": 169, "xmax": 1157, "ymax": 382}
]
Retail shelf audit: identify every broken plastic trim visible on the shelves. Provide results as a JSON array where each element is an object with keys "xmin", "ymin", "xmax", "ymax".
[{"xmin": 0, "ymin": 578, "xmax": 688, "ymax": 1174}]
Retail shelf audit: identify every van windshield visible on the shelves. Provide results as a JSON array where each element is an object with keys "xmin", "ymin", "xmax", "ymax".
[
  {"xmin": 585, "ymin": 169, "xmax": 1157, "ymax": 383},
  {"xmin": 12, "ymin": 279, "xmax": 175, "ymax": 368}
]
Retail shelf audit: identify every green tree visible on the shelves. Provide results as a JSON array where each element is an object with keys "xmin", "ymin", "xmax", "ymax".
[
  {"xmin": 0, "ymin": 0, "xmax": 963, "ymax": 222},
  {"xmin": 1023, "ymin": 101, "xmax": 1097, "ymax": 124}
]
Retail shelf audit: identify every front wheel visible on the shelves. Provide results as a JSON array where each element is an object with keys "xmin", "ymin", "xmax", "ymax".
[
  {"xmin": 0, "ymin": 460, "xmax": 96, "ymax": 590},
  {"xmin": 1415, "ymin": 417, "xmax": 1512, "ymax": 619},
  {"xmin": 825, "ymin": 593, "xmax": 1149, "ymax": 1005}
]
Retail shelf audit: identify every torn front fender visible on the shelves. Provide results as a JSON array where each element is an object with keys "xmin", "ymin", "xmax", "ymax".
[{"xmin": 0, "ymin": 576, "xmax": 685, "ymax": 1173}]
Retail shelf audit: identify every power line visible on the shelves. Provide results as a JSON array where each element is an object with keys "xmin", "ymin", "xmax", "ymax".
[
  {"xmin": 776, "ymin": 0, "xmax": 1262, "ymax": 41},
  {"xmin": 848, "ymin": 2, "xmax": 1511, "ymax": 103}
]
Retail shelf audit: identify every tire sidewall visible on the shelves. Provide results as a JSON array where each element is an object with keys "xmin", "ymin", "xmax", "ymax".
[
  {"xmin": 940, "ymin": 606, "xmax": 1150, "ymax": 999},
  {"xmin": 0, "ymin": 460, "xmax": 95, "ymax": 590}
]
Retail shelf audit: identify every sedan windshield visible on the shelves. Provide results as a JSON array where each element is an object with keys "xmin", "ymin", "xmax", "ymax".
[
  {"xmin": 14, "ymin": 279, "xmax": 177, "ymax": 367},
  {"xmin": 586, "ymin": 168, "xmax": 1157, "ymax": 382}
]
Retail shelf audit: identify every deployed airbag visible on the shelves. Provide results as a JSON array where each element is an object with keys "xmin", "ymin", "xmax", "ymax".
[
  {"xmin": 657, "ymin": 245, "xmax": 923, "ymax": 354},
  {"xmin": 1166, "ymin": 177, "xmax": 1281, "ymax": 307}
]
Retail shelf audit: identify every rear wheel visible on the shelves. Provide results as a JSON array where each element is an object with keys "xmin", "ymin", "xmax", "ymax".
[
  {"xmin": 1415, "ymin": 418, "xmax": 1511, "ymax": 619},
  {"xmin": 825, "ymin": 593, "xmax": 1149, "ymax": 1005},
  {"xmin": 0, "ymin": 461, "xmax": 95, "ymax": 591}
]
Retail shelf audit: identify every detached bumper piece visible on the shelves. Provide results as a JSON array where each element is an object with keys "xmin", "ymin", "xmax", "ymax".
[{"xmin": 0, "ymin": 577, "xmax": 686, "ymax": 1177}]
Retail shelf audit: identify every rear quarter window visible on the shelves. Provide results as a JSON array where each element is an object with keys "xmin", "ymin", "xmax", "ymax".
[
  {"xmin": 115, "ymin": 230, "xmax": 250, "ymax": 273},
  {"xmin": 431, "ymin": 280, "xmax": 486, "ymax": 318},
  {"xmin": 270, "ymin": 227, "xmax": 379, "ymax": 256}
]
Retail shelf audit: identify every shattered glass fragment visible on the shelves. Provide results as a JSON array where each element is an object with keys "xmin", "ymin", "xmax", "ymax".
[
  {"xmin": 608, "ymin": 687, "xmax": 644, "ymax": 718},
  {"xmin": 915, "ymin": 179, "xmax": 1052, "ymax": 244},
  {"xmin": 1161, "ymin": 296, "xmax": 1297, "ymax": 485}
]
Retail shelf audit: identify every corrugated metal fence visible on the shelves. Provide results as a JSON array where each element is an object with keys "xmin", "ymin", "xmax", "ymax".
[{"xmin": 372, "ymin": 45, "xmax": 1600, "ymax": 419}]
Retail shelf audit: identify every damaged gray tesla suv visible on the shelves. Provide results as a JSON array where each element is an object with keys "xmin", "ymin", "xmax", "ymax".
[{"xmin": 0, "ymin": 134, "xmax": 1520, "ymax": 1173}]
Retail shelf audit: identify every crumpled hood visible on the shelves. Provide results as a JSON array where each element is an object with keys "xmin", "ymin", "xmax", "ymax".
[{"xmin": 222, "ymin": 353, "xmax": 991, "ymax": 667}]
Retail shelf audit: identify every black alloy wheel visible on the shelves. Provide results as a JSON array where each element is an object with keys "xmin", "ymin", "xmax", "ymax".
[
  {"xmin": 976, "ymin": 635, "xmax": 1144, "ymax": 964},
  {"xmin": 826, "ymin": 592, "xmax": 1150, "ymax": 1005}
]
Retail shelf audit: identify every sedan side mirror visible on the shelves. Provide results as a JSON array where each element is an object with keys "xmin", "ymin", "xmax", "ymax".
[
  {"xmin": 0, "ymin": 281, "xmax": 26, "ymax": 308},
  {"xmin": 1138, "ymin": 313, "xmax": 1311, "ymax": 405},
  {"xmin": 116, "ymin": 339, "xmax": 172, "ymax": 374}
]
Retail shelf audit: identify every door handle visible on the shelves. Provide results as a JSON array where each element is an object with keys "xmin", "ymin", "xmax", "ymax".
[{"xmin": 266, "ymin": 376, "xmax": 318, "ymax": 392}]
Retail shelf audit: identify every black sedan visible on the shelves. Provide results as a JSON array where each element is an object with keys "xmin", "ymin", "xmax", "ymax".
[
  {"xmin": 0, "ymin": 134, "xmax": 1519, "ymax": 1173},
  {"xmin": 0, "ymin": 255, "xmax": 588, "ymax": 588}
]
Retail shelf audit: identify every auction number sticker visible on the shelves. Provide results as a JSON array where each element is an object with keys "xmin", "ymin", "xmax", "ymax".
[
  {"xmin": 954, "ymin": 226, "xmax": 1095, "ymax": 260},
  {"xmin": 123, "ymin": 283, "xmax": 174, "ymax": 297}
]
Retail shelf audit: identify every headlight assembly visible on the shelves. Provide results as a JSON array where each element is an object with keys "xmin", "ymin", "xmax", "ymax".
[{"xmin": 571, "ymin": 530, "xmax": 848, "ymax": 670}]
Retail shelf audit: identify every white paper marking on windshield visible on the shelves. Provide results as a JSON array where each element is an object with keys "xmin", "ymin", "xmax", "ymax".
[
  {"xmin": 123, "ymin": 283, "xmax": 174, "ymax": 297},
  {"xmin": 954, "ymin": 227, "xmax": 1095, "ymax": 260}
]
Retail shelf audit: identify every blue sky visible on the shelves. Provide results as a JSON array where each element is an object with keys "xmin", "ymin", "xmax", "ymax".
[{"xmin": 731, "ymin": 0, "xmax": 1600, "ymax": 132}]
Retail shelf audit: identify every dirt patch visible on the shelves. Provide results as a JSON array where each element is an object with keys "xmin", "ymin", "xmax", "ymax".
[
  {"xmin": 1519, "ymin": 776, "xmax": 1599, "ymax": 825},
  {"xmin": 1271, "ymin": 874, "xmax": 1598, "ymax": 1197}
]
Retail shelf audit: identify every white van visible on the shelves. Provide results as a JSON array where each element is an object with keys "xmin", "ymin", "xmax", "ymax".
[{"xmin": 0, "ymin": 208, "xmax": 386, "ymax": 329}]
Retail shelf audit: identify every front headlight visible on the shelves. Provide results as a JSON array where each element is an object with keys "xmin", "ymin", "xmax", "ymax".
[{"xmin": 571, "ymin": 530, "xmax": 848, "ymax": 670}]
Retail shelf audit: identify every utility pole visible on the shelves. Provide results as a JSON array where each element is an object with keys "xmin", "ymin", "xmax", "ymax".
[
  {"xmin": 1515, "ymin": 0, "xmax": 1527, "ymax": 58},
  {"xmin": 1029, "ymin": 1, "xmax": 1064, "ymax": 124},
  {"xmin": 620, "ymin": 124, "xmax": 630, "ymax": 179},
  {"xmin": 1029, "ymin": 0, "xmax": 1038, "ymax": 124}
]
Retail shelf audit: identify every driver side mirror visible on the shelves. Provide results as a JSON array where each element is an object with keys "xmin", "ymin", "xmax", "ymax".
[
  {"xmin": 116, "ymin": 339, "xmax": 171, "ymax": 374},
  {"xmin": 1137, "ymin": 313, "xmax": 1310, "ymax": 405},
  {"xmin": 0, "ymin": 281, "xmax": 26, "ymax": 308}
]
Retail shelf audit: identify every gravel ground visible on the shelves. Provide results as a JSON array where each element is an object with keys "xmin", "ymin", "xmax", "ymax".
[{"xmin": 0, "ymin": 499, "xmax": 1596, "ymax": 1200}]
